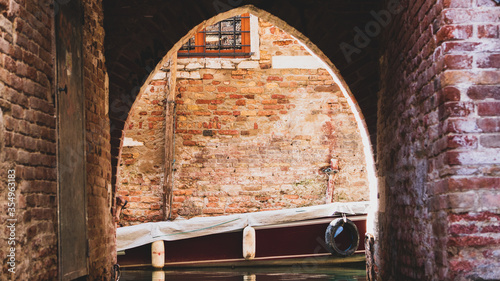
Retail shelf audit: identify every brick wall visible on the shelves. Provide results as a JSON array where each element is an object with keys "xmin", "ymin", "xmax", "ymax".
[
  {"xmin": 117, "ymin": 77, "xmax": 168, "ymax": 224},
  {"xmin": 0, "ymin": 0, "xmax": 57, "ymax": 279},
  {"xmin": 378, "ymin": 0, "xmax": 500, "ymax": 280},
  {"xmin": 83, "ymin": 0, "xmax": 115, "ymax": 279},
  {"xmin": 117, "ymin": 17, "xmax": 369, "ymax": 224},
  {"xmin": 0, "ymin": 0, "xmax": 114, "ymax": 279}
]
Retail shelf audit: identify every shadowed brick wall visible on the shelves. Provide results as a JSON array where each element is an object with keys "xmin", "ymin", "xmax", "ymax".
[
  {"xmin": 0, "ymin": 0, "xmax": 115, "ymax": 279},
  {"xmin": 117, "ymin": 17, "xmax": 369, "ymax": 224},
  {"xmin": 377, "ymin": 0, "xmax": 500, "ymax": 280},
  {"xmin": 83, "ymin": 0, "xmax": 115, "ymax": 279},
  {"xmin": 0, "ymin": 0, "xmax": 57, "ymax": 279}
]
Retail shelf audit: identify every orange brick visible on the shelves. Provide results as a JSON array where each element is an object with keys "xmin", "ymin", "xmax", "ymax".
[
  {"xmin": 241, "ymin": 87, "xmax": 264, "ymax": 94},
  {"xmin": 217, "ymin": 86, "xmax": 237, "ymax": 92},
  {"xmin": 187, "ymin": 86, "xmax": 203, "ymax": 92},
  {"xmin": 262, "ymin": 100, "xmax": 277, "ymax": 105},
  {"xmin": 219, "ymin": 130, "xmax": 239, "ymax": 135},
  {"xmin": 193, "ymin": 111, "xmax": 211, "ymax": 116},
  {"xmin": 258, "ymin": 110, "xmax": 276, "ymax": 116}
]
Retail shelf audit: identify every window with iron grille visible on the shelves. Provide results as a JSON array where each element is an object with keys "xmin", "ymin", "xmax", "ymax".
[{"xmin": 178, "ymin": 13, "xmax": 251, "ymax": 57}]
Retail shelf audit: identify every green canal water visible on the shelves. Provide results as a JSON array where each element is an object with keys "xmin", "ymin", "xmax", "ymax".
[{"xmin": 119, "ymin": 264, "xmax": 366, "ymax": 281}]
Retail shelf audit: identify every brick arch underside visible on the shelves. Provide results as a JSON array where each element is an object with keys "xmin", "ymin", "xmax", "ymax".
[{"xmin": 103, "ymin": 0, "xmax": 382, "ymax": 187}]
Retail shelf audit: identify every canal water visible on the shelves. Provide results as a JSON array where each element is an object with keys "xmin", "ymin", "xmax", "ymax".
[{"xmin": 119, "ymin": 264, "xmax": 366, "ymax": 281}]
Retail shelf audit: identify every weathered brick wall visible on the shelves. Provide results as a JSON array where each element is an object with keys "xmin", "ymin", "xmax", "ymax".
[
  {"xmin": 258, "ymin": 18, "xmax": 312, "ymax": 64},
  {"xmin": 117, "ymin": 78, "xmax": 168, "ymax": 224},
  {"xmin": 173, "ymin": 65, "xmax": 368, "ymax": 218},
  {"xmin": 117, "ymin": 17, "xmax": 369, "ymax": 223},
  {"xmin": 378, "ymin": 0, "xmax": 500, "ymax": 280},
  {"xmin": 83, "ymin": 0, "xmax": 115, "ymax": 279},
  {"xmin": 0, "ymin": 1, "xmax": 57, "ymax": 279},
  {"xmin": 117, "ymin": 57, "xmax": 176, "ymax": 226}
]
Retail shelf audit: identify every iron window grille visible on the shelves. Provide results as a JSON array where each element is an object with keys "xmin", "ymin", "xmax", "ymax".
[{"xmin": 178, "ymin": 13, "xmax": 251, "ymax": 58}]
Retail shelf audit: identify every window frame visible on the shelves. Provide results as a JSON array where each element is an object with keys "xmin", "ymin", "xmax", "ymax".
[{"xmin": 178, "ymin": 13, "xmax": 251, "ymax": 58}]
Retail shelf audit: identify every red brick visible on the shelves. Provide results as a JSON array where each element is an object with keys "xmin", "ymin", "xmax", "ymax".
[
  {"xmin": 448, "ymin": 177, "xmax": 500, "ymax": 191},
  {"xmin": 477, "ymin": 54, "xmax": 500, "ymax": 68},
  {"xmin": 447, "ymin": 135, "xmax": 477, "ymax": 149},
  {"xmin": 436, "ymin": 25, "xmax": 473, "ymax": 43},
  {"xmin": 478, "ymin": 25, "xmax": 499, "ymax": 38},
  {"xmin": 183, "ymin": 140, "xmax": 197, "ymax": 146},
  {"xmin": 449, "ymin": 224, "xmax": 478, "ymax": 236},
  {"xmin": 478, "ymin": 102, "xmax": 500, "ymax": 116},
  {"xmin": 235, "ymin": 99, "xmax": 246, "ymax": 106},
  {"xmin": 449, "ymin": 260, "xmax": 473, "ymax": 273},
  {"xmin": 444, "ymin": 54, "xmax": 473, "ymax": 69},
  {"xmin": 196, "ymin": 99, "xmax": 211, "ymax": 104},
  {"xmin": 271, "ymin": 94, "xmax": 286, "ymax": 99},
  {"xmin": 448, "ymin": 235, "xmax": 499, "ymax": 247},
  {"xmin": 482, "ymin": 225, "xmax": 500, "ymax": 233},
  {"xmin": 203, "ymin": 74, "xmax": 213, "ymax": 79},
  {"xmin": 467, "ymin": 85, "xmax": 500, "ymax": 100},
  {"xmin": 449, "ymin": 212, "xmax": 500, "ymax": 223},
  {"xmin": 477, "ymin": 118, "xmax": 500, "ymax": 132},
  {"xmin": 439, "ymin": 86, "xmax": 461, "ymax": 104},
  {"xmin": 229, "ymin": 94, "xmax": 243, "ymax": 99},
  {"xmin": 267, "ymin": 76, "xmax": 283, "ymax": 82}
]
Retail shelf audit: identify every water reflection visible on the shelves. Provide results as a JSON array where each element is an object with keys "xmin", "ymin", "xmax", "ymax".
[{"xmin": 120, "ymin": 265, "xmax": 366, "ymax": 281}]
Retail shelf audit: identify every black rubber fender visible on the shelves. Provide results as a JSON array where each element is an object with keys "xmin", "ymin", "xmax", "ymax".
[{"xmin": 324, "ymin": 217, "xmax": 359, "ymax": 257}]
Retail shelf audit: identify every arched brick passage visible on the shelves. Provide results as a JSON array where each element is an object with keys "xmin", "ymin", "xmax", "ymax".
[
  {"xmin": 104, "ymin": 0, "xmax": 382, "ymax": 188},
  {"xmin": 116, "ymin": 9, "xmax": 377, "ymax": 225},
  {"xmin": 104, "ymin": 0, "xmax": 500, "ymax": 280}
]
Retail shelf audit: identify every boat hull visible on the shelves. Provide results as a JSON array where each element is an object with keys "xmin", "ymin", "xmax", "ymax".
[{"xmin": 118, "ymin": 215, "xmax": 367, "ymax": 268}]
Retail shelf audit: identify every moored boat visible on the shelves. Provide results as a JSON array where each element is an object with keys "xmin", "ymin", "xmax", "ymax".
[{"xmin": 117, "ymin": 201, "xmax": 370, "ymax": 268}]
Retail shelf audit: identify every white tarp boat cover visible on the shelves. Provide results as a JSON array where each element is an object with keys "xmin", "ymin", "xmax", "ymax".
[{"xmin": 117, "ymin": 201, "xmax": 370, "ymax": 251}]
